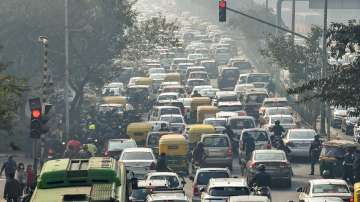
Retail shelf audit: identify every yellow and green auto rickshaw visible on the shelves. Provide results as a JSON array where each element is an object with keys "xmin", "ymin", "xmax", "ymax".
[
  {"xmin": 319, "ymin": 139, "xmax": 360, "ymax": 178},
  {"xmin": 134, "ymin": 77, "xmax": 153, "ymax": 86},
  {"xmin": 354, "ymin": 182, "xmax": 360, "ymax": 202},
  {"xmin": 189, "ymin": 97, "xmax": 211, "ymax": 123},
  {"xmin": 126, "ymin": 122, "xmax": 152, "ymax": 146},
  {"xmin": 159, "ymin": 134, "xmax": 189, "ymax": 175},
  {"xmin": 146, "ymin": 131, "xmax": 174, "ymax": 157},
  {"xmin": 187, "ymin": 124, "xmax": 216, "ymax": 151},
  {"xmin": 164, "ymin": 73, "xmax": 181, "ymax": 83},
  {"xmin": 196, "ymin": 105, "xmax": 218, "ymax": 123}
]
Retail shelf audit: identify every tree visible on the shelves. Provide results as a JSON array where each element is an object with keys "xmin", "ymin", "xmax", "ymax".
[
  {"xmin": 118, "ymin": 15, "xmax": 180, "ymax": 68},
  {"xmin": 288, "ymin": 21, "xmax": 360, "ymax": 112},
  {"xmin": 0, "ymin": 46, "xmax": 26, "ymax": 132}
]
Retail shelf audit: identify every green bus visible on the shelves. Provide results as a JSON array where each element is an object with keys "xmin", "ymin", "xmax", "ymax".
[{"xmin": 31, "ymin": 157, "xmax": 128, "ymax": 202}]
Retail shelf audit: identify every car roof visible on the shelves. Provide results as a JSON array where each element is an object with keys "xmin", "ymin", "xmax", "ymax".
[
  {"xmin": 148, "ymin": 192, "xmax": 187, "ymax": 200},
  {"xmin": 263, "ymin": 97, "xmax": 288, "ymax": 102},
  {"xmin": 201, "ymin": 133, "xmax": 228, "ymax": 138},
  {"xmin": 208, "ymin": 178, "xmax": 247, "ymax": 187},
  {"xmin": 122, "ymin": 147, "xmax": 152, "ymax": 153},
  {"xmin": 242, "ymin": 128, "xmax": 267, "ymax": 133},
  {"xmin": 159, "ymin": 92, "xmax": 179, "ymax": 96},
  {"xmin": 160, "ymin": 114, "xmax": 183, "ymax": 117},
  {"xmin": 218, "ymin": 101, "xmax": 242, "ymax": 106},
  {"xmin": 269, "ymin": 114, "xmax": 293, "ymax": 118},
  {"xmin": 147, "ymin": 172, "xmax": 179, "ymax": 177},
  {"xmin": 228, "ymin": 116, "xmax": 255, "ymax": 120},
  {"xmin": 288, "ymin": 128, "xmax": 315, "ymax": 132},
  {"xmin": 204, "ymin": 117, "xmax": 227, "ymax": 121},
  {"xmin": 254, "ymin": 149, "xmax": 285, "ymax": 154},
  {"xmin": 216, "ymin": 91, "xmax": 237, "ymax": 96},
  {"xmin": 155, "ymin": 106, "xmax": 179, "ymax": 109},
  {"xmin": 196, "ymin": 167, "xmax": 230, "ymax": 173},
  {"xmin": 309, "ymin": 179, "xmax": 348, "ymax": 185},
  {"xmin": 229, "ymin": 195, "xmax": 269, "ymax": 202}
]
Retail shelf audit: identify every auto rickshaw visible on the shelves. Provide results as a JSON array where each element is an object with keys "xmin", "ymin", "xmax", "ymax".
[
  {"xmin": 354, "ymin": 182, "xmax": 360, "ymax": 202},
  {"xmin": 187, "ymin": 124, "xmax": 216, "ymax": 151},
  {"xmin": 197, "ymin": 106, "xmax": 218, "ymax": 123},
  {"xmin": 102, "ymin": 96, "xmax": 127, "ymax": 105},
  {"xmin": 146, "ymin": 131, "xmax": 174, "ymax": 157},
  {"xmin": 126, "ymin": 122, "xmax": 152, "ymax": 146},
  {"xmin": 164, "ymin": 73, "xmax": 181, "ymax": 83},
  {"xmin": 159, "ymin": 134, "xmax": 189, "ymax": 175},
  {"xmin": 134, "ymin": 77, "xmax": 152, "ymax": 86},
  {"xmin": 319, "ymin": 139, "xmax": 360, "ymax": 178},
  {"xmin": 189, "ymin": 97, "xmax": 211, "ymax": 123}
]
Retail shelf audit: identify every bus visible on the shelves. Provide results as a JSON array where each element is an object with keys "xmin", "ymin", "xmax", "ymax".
[{"xmin": 31, "ymin": 157, "xmax": 128, "ymax": 202}]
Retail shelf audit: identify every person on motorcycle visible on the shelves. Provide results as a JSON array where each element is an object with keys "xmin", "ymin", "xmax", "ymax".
[
  {"xmin": 309, "ymin": 134, "xmax": 321, "ymax": 175},
  {"xmin": 342, "ymin": 148, "xmax": 354, "ymax": 184},
  {"xmin": 192, "ymin": 142, "xmax": 205, "ymax": 167},
  {"xmin": 79, "ymin": 145, "xmax": 92, "ymax": 159},
  {"xmin": 270, "ymin": 120, "xmax": 285, "ymax": 137},
  {"xmin": 157, "ymin": 153, "xmax": 169, "ymax": 172},
  {"xmin": 191, "ymin": 90, "xmax": 202, "ymax": 98},
  {"xmin": 249, "ymin": 164, "xmax": 272, "ymax": 187},
  {"xmin": 159, "ymin": 123, "xmax": 169, "ymax": 131},
  {"xmin": 243, "ymin": 132, "xmax": 255, "ymax": 161}
]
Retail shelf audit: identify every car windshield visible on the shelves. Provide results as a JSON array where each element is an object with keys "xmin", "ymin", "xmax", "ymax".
[
  {"xmin": 209, "ymin": 187, "xmax": 250, "ymax": 196},
  {"xmin": 242, "ymin": 131, "xmax": 268, "ymax": 142},
  {"xmin": 204, "ymin": 119, "xmax": 226, "ymax": 127},
  {"xmin": 248, "ymin": 75, "xmax": 270, "ymax": 83},
  {"xmin": 150, "ymin": 176, "xmax": 180, "ymax": 188},
  {"xmin": 234, "ymin": 62, "xmax": 251, "ymax": 70},
  {"xmin": 160, "ymin": 116, "xmax": 183, "ymax": 124},
  {"xmin": 271, "ymin": 117, "xmax": 294, "ymax": 124},
  {"xmin": 230, "ymin": 119, "xmax": 255, "ymax": 129},
  {"xmin": 289, "ymin": 130, "xmax": 316, "ymax": 139},
  {"xmin": 246, "ymin": 94, "xmax": 267, "ymax": 104},
  {"xmin": 108, "ymin": 140, "xmax": 136, "ymax": 151},
  {"xmin": 196, "ymin": 172, "xmax": 229, "ymax": 185},
  {"xmin": 312, "ymin": 184, "xmax": 349, "ymax": 194},
  {"xmin": 203, "ymin": 136, "xmax": 229, "ymax": 147},
  {"xmin": 187, "ymin": 80, "xmax": 206, "ymax": 86},
  {"xmin": 158, "ymin": 95, "xmax": 177, "ymax": 101},
  {"xmin": 223, "ymin": 69, "xmax": 239, "ymax": 77},
  {"xmin": 150, "ymin": 74, "xmax": 166, "ymax": 80},
  {"xmin": 121, "ymin": 152, "xmax": 153, "ymax": 160},
  {"xmin": 267, "ymin": 108, "xmax": 291, "ymax": 115},
  {"xmin": 218, "ymin": 105, "xmax": 243, "ymax": 112},
  {"xmin": 218, "ymin": 96, "xmax": 238, "ymax": 102},
  {"xmin": 255, "ymin": 152, "xmax": 285, "ymax": 161},
  {"xmin": 321, "ymin": 146, "xmax": 346, "ymax": 158},
  {"xmin": 160, "ymin": 108, "xmax": 180, "ymax": 115},
  {"xmin": 147, "ymin": 133, "xmax": 160, "ymax": 147},
  {"xmin": 264, "ymin": 101, "xmax": 288, "ymax": 108},
  {"xmin": 190, "ymin": 73, "xmax": 208, "ymax": 79}
]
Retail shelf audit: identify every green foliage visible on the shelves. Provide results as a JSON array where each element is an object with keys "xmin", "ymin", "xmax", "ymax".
[{"xmin": 288, "ymin": 21, "xmax": 360, "ymax": 111}]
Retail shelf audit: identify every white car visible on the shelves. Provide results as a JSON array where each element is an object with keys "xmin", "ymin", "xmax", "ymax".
[
  {"xmin": 229, "ymin": 196, "xmax": 270, "ymax": 202},
  {"xmin": 283, "ymin": 129, "xmax": 317, "ymax": 158},
  {"xmin": 191, "ymin": 85, "xmax": 213, "ymax": 95},
  {"xmin": 149, "ymin": 67, "xmax": 165, "ymax": 75},
  {"xmin": 203, "ymin": 118, "xmax": 227, "ymax": 133},
  {"xmin": 297, "ymin": 179, "xmax": 352, "ymax": 202},
  {"xmin": 201, "ymin": 178, "xmax": 250, "ymax": 202},
  {"xmin": 145, "ymin": 172, "xmax": 185, "ymax": 189},
  {"xmin": 119, "ymin": 148, "xmax": 157, "ymax": 177},
  {"xmin": 157, "ymin": 92, "xmax": 180, "ymax": 102},
  {"xmin": 159, "ymin": 114, "xmax": 185, "ymax": 125}
]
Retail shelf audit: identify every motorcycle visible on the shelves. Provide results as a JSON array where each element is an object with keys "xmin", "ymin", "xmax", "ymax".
[{"xmin": 252, "ymin": 185, "xmax": 272, "ymax": 201}]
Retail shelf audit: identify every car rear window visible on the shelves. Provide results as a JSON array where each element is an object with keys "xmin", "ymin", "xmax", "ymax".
[
  {"xmin": 264, "ymin": 101, "xmax": 288, "ymax": 108},
  {"xmin": 209, "ymin": 187, "xmax": 250, "ymax": 196},
  {"xmin": 147, "ymin": 133, "xmax": 160, "ymax": 147},
  {"xmin": 203, "ymin": 136, "xmax": 229, "ymax": 147},
  {"xmin": 196, "ymin": 172, "xmax": 229, "ymax": 185},
  {"xmin": 254, "ymin": 152, "xmax": 285, "ymax": 161},
  {"xmin": 160, "ymin": 108, "xmax": 180, "ymax": 115},
  {"xmin": 108, "ymin": 140, "xmax": 136, "ymax": 151},
  {"xmin": 271, "ymin": 117, "xmax": 294, "ymax": 124},
  {"xmin": 131, "ymin": 189, "xmax": 149, "ymax": 199},
  {"xmin": 312, "ymin": 184, "xmax": 349, "ymax": 194},
  {"xmin": 150, "ymin": 176, "xmax": 180, "ymax": 188},
  {"xmin": 121, "ymin": 152, "xmax": 153, "ymax": 160},
  {"xmin": 229, "ymin": 119, "xmax": 255, "ymax": 129},
  {"xmin": 241, "ymin": 131, "xmax": 268, "ymax": 142}
]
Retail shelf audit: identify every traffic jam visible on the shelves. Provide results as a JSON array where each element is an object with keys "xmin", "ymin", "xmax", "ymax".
[{"xmin": 29, "ymin": 2, "xmax": 360, "ymax": 202}]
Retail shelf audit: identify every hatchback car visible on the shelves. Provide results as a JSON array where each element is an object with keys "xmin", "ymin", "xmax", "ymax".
[
  {"xmin": 105, "ymin": 139, "xmax": 137, "ymax": 159},
  {"xmin": 119, "ymin": 148, "xmax": 157, "ymax": 178},
  {"xmin": 245, "ymin": 150, "xmax": 292, "ymax": 187},
  {"xmin": 297, "ymin": 179, "xmax": 352, "ymax": 202},
  {"xmin": 201, "ymin": 178, "xmax": 250, "ymax": 201},
  {"xmin": 190, "ymin": 168, "xmax": 231, "ymax": 202},
  {"xmin": 200, "ymin": 134, "xmax": 233, "ymax": 169},
  {"xmin": 283, "ymin": 129, "xmax": 317, "ymax": 159}
]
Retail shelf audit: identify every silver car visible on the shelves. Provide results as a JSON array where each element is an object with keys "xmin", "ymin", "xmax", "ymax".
[
  {"xmin": 201, "ymin": 134, "xmax": 233, "ymax": 169},
  {"xmin": 283, "ymin": 129, "xmax": 317, "ymax": 159}
]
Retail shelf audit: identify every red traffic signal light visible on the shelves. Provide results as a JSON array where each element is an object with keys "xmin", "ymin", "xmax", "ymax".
[
  {"xmin": 31, "ymin": 109, "xmax": 41, "ymax": 119},
  {"xmin": 219, "ymin": 0, "xmax": 227, "ymax": 22}
]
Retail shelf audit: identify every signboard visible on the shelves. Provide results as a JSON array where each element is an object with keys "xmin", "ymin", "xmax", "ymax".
[{"xmin": 309, "ymin": 0, "xmax": 360, "ymax": 9}]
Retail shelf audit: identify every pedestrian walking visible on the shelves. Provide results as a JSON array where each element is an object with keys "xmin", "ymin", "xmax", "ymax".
[
  {"xmin": 15, "ymin": 163, "xmax": 26, "ymax": 195},
  {"xmin": 26, "ymin": 165, "xmax": 34, "ymax": 193},
  {"xmin": 342, "ymin": 148, "xmax": 355, "ymax": 184},
  {"xmin": 0, "ymin": 156, "xmax": 17, "ymax": 179},
  {"xmin": 309, "ymin": 135, "xmax": 321, "ymax": 175},
  {"xmin": 3, "ymin": 172, "xmax": 22, "ymax": 202}
]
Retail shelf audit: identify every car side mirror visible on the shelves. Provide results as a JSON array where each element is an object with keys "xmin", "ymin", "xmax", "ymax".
[
  {"xmin": 296, "ymin": 187, "xmax": 303, "ymax": 192},
  {"xmin": 189, "ymin": 176, "xmax": 194, "ymax": 181}
]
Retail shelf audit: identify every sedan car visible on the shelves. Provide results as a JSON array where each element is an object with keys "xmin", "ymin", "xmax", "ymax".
[
  {"xmin": 157, "ymin": 92, "xmax": 180, "ymax": 102},
  {"xmin": 297, "ymin": 179, "xmax": 352, "ymax": 202},
  {"xmin": 245, "ymin": 150, "xmax": 292, "ymax": 187},
  {"xmin": 201, "ymin": 178, "xmax": 250, "ymax": 202},
  {"xmin": 105, "ymin": 139, "xmax": 137, "ymax": 160},
  {"xmin": 119, "ymin": 148, "xmax": 157, "ymax": 179},
  {"xmin": 145, "ymin": 172, "xmax": 185, "ymax": 189},
  {"xmin": 283, "ymin": 129, "xmax": 317, "ymax": 159}
]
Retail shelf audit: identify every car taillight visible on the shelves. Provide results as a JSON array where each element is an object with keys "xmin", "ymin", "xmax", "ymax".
[
  {"xmin": 250, "ymin": 162, "xmax": 257, "ymax": 168},
  {"xmin": 349, "ymin": 196, "xmax": 354, "ymax": 202},
  {"xmin": 150, "ymin": 162, "xmax": 156, "ymax": 170},
  {"xmin": 48, "ymin": 148, "xmax": 54, "ymax": 155},
  {"xmin": 193, "ymin": 185, "xmax": 200, "ymax": 196},
  {"xmin": 104, "ymin": 151, "xmax": 109, "ymax": 157},
  {"xmin": 280, "ymin": 162, "xmax": 289, "ymax": 168},
  {"xmin": 266, "ymin": 143, "xmax": 272, "ymax": 149},
  {"xmin": 227, "ymin": 148, "xmax": 233, "ymax": 156}
]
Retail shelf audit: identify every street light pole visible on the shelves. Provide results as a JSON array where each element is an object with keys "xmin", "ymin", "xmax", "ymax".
[
  {"xmin": 321, "ymin": 0, "xmax": 329, "ymax": 139},
  {"xmin": 64, "ymin": 0, "xmax": 70, "ymax": 140}
]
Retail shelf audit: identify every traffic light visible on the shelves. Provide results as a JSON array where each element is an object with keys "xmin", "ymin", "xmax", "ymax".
[
  {"xmin": 29, "ymin": 98, "xmax": 42, "ymax": 139},
  {"xmin": 219, "ymin": 0, "xmax": 227, "ymax": 22}
]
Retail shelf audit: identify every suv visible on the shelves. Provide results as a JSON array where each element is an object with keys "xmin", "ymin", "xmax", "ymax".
[
  {"xmin": 201, "ymin": 178, "xmax": 250, "ymax": 201},
  {"xmin": 200, "ymin": 134, "xmax": 233, "ymax": 169},
  {"xmin": 190, "ymin": 168, "xmax": 231, "ymax": 202}
]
